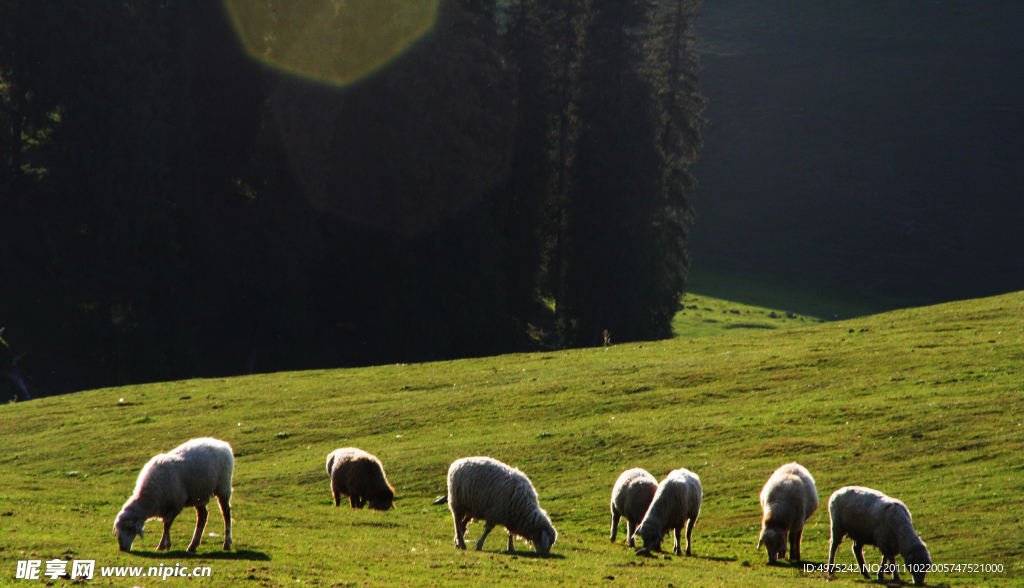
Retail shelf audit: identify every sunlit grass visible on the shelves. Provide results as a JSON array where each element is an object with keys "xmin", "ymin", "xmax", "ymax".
[
  {"xmin": 686, "ymin": 267, "xmax": 893, "ymax": 320},
  {"xmin": 672, "ymin": 292, "xmax": 823, "ymax": 339},
  {"xmin": 2, "ymin": 292, "xmax": 1023, "ymax": 586}
]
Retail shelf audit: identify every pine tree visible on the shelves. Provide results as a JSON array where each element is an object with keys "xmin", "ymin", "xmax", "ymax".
[
  {"xmin": 538, "ymin": 0, "xmax": 704, "ymax": 346},
  {"xmin": 300, "ymin": 0, "xmax": 528, "ymax": 363},
  {"xmin": 646, "ymin": 0, "xmax": 705, "ymax": 293},
  {"xmin": 0, "ymin": 0, "xmax": 297, "ymax": 384}
]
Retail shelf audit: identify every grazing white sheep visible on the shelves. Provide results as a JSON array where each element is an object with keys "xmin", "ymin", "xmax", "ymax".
[
  {"xmin": 634, "ymin": 468, "xmax": 702, "ymax": 556},
  {"xmin": 757, "ymin": 462, "xmax": 818, "ymax": 563},
  {"xmin": 113, "ymin": 438, "xmax": 234, "ymax": 552},
  {"xmin": 326, "ymin": 448, "xmax": 395, "ymax": 510},
  {"xmin": 828, "ymin": 486, "xmax": 932, "ymax": 586},
  {"xmin": 609, "ymin": 468, "xmax": 658, "ymax": 547},
  {"xmin": 434, "ymin": 456, "xmax": 557, "ymax": 554}
]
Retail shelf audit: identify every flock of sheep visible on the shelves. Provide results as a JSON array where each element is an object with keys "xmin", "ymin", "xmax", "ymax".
[{"xmin": 113, "ymin": 438, "xmax": 932, "ymax": 585}]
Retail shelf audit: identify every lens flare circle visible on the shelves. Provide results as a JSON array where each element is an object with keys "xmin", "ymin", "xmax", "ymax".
[{"xmin": 223, "ymin": 0, "xmax": 439, "ymax": 85}]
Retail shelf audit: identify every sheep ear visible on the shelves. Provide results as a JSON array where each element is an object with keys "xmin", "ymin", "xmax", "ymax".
[{"xmin": 756, "ymin": 535, "xmax": 763, "ymax": 549}]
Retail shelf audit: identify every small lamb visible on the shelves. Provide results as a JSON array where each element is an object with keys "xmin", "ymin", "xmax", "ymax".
[
  {"xmin": 326, "ymin": 448, "xmax": 395, "ymax": 510},
  {"xmin": 757, "ymin": 462, "xmax": 818, "ymax": 563},
  {"xmin": 113, "ymin": 437, "xmax": 233, "ymax": 552},
  {"xmin": 609, "ymin": 468, "xmax": 658, "ymax": 547},
  {"xmin": 828, "ymin": 486, "xmax": 932, "ymax": 586},
  {"xmin": 434, "ymin": 456, "xmax": 557, "ymax": 554},
  {"xmin": 634, "ymin": 468, "xmax": 702, "ymax": 556}
]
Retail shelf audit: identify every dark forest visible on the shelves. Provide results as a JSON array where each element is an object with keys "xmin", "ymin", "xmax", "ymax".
[{"xmin": 0, "ymin": 0, "xmax": 704, "ymax": 398}]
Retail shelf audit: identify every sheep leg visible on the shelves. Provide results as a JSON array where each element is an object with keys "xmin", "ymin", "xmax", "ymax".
[
  {"xmin": 158, "ymin": 515, "xmax": 176, "ymax": 551},
  {"xmin": 882, "ymin": 554, "xmax": 900, "ymax": 583},
  {"xmin": 187, "ymin": 505, "xmax": 209, "ymax": 553},
  {"xmin": 506, "ymin": 531, "xmax": 515, "ymax": 553},
  {"xmin": 333, "ymin": 487, "xmax": 341, "ymax": 507},
  {"xmin": 454, "ymin": 514, "xmax": 468, "ymax": 550},
  {"xmin": 685, "ymin": 517, "xmax": 696, "ymax": 556},
  {"xmin": 827, "ymin": 528, "xmax": 844, "ymax": 576},
  {"xmin": 852, "ymin": 542, "xmax": 869, "ymax": 580},
  {"xmin": 349, "ymin": 495, "xmax": 361, "ymax": 509},
  {"xmin": 672, "ymin": 527, "xmax": 683, "ymax": 556},
  {"xmin": 890, "ymin": 557, "xmax": 902, "ymax": 584},
  {"xmin": 626, "ymin": 520, "xmax": 637, "ymax": 548},
  {"xmin": 218, "ymin": 493, "xmax": 232, "ymax": 551},
  {"xmin": 790, "ymin": 526, "xmax": 803, "ymax": 561},
  {"xmin": 475, "ymin": 522, "xmax": 495, "ymax": 551},
  {"xmin": 610, "ymin": 510, "xmax": 620, "ymax": 542}
]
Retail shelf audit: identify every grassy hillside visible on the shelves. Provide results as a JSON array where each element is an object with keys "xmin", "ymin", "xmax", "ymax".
[
  {"xmin": 671, "ymin": 292, "xmax": 824, "ymax": 339},
  {"xmin": 684, "ymin": 268, "xmax": 896, "ymax": 321},
  {"xmin": 2, "ymin": 292, "xmax": 1023, "ymax": 587}
]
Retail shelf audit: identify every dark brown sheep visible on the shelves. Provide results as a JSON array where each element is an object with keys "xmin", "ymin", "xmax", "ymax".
[{"xmin": 326, "ymin": 448, "xmax": 395, "ymax": 510}]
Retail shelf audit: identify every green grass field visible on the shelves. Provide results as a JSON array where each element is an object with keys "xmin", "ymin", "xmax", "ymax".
[
  {"xmin": 2, "ymin": 292, "xmax": 1023, "ymax": 587},
  {"xmin": 672, "ymin": 292, "xmax": 824, "ymax": 339}
]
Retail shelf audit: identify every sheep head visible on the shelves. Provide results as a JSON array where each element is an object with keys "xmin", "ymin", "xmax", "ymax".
[
  {"xmin": 368, "ymin": 482, "xmax": 396, "ymax": 511},
  {"xmin": 367, "ymin": 498, "xmax": 395, "ymax": 511},
  {"xmin": 530, "ymin": 524, "xmax": 556, "ymax": 555},
  {"xmin": 904, "ymin": 544, "xmax": 932, "ymax": 586},
  {"xmin": 113, "ymin": 510, "xmax": 145, "ymax": 552},
  {"xmin": 634, "ymin": 522, "xmax": 663, "ymax": 552},
  {"xmin": 757, "ymin": 527, "xmax": 786, "ymax": 563}
]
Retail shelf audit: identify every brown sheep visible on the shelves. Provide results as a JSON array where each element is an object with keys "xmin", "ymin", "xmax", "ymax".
[{"xmin": 326, "ymin": 448, "xmax": 395, "ymax": 510}]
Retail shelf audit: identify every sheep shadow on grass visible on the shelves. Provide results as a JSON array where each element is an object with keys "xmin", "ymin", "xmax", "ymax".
[
  {"xmin": 349, "ymin": 521, "xmax": 404, "ymax": 528},
  {"xmin": 634, "ymin": 548, "xmax": 735, "ymax": 563},
  {"xmin": 766, "ymin": 560, "xmax": 811, "ymax": 570},
  {"xmin": 460, "ymin": 541, "xmax": 565, "ymax": 559},
  {"xmin": 129, "ymin": 549, "xmax": 270, "ymax": 561},
  {"xmin": 698, "ymin": 555, "xmax": 738, "ymax": 562},
  {"xmin": 500, "ymin": 550, "xmax": 565, "ymax": 559}
]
